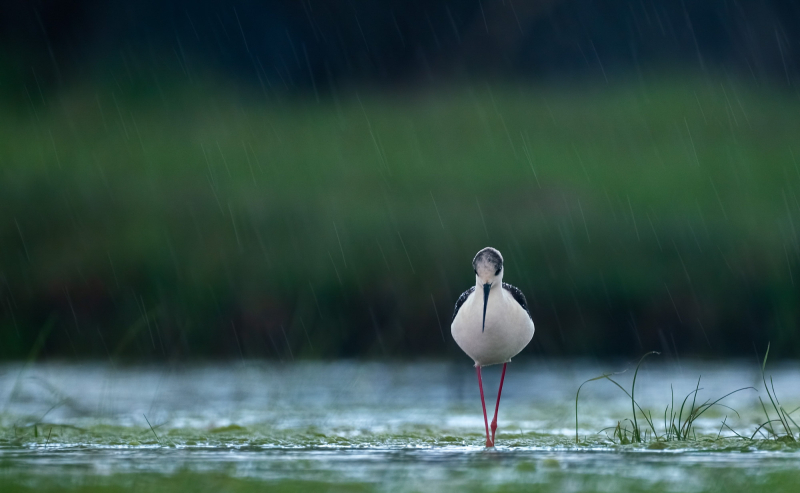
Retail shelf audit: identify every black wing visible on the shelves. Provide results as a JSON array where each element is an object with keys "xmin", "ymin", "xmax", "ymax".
[
  {"xmin": 451, "ymin": 286, "xmax": 475, "ymax": 323},
  {"xmin": 503, "ymin": 282, "xmax": 532, "ymax": 320}
]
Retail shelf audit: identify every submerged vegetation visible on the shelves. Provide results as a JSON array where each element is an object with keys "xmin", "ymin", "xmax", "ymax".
[
  {"xmin": 2, "ymin": 462, "xmax": 800, "ymax": 493},
  {"xmin": 576, "ymin": 345, "xmax": 800, "ymax": 445}
]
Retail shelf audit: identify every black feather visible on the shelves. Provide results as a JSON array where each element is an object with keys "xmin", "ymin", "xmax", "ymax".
[
  {"xmin": 451, "ymin": 286, "xmax": 475, "ymax": 323},
  {"xmin": 502, "ymin": 282, "xmax": 532, "ymax": 320}
]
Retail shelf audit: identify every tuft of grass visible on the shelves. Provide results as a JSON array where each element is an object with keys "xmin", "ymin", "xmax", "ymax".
[
  {"xmin": 576, "ymin": 351, "xmax": 660, "ymax": 444},
  {"xmin": 576, "ymin": 351, "xmax": 755, "ymax": 444},
  {"xmin": 752, "ymin": 343, "xmax": 799, "ymax": 441},
  {"xmin": 660, "ymin": 377, "xmax": 752, "ymax": 441}
]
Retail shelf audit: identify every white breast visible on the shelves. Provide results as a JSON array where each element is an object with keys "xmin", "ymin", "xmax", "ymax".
[{"xmin": 451, "ymin": 286, "xmax": 535, "ymax": 366}]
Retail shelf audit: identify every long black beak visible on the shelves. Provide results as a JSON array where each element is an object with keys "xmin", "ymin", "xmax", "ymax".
[{"xmin": 482, "ymin": 283, "xmax": 492, "ymax": 332}]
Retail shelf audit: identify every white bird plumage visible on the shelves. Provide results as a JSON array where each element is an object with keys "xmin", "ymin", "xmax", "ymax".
[
  {"xmin": 450, "ymin": 247, "xmax": 535, "ymax": 447},
  {"xmin": 451, "ymin": 280, "xmax": 534, "ymax": 366}
]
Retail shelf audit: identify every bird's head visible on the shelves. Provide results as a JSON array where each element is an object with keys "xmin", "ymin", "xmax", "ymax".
[
  {"xmin": 473, "ymin": 246, "xmax": 503, "ymax": 286},
  {"xmin": 473, "ymin": 247, "xmax": 503, "ymax": 332}
]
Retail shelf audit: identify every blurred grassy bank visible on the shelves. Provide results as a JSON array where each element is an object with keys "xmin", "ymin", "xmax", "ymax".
[
  {"xmin": 1, "ymin": 75, "xmax": 799, "ymax": 360},
  {"xmin": 3, "ymin": 469, "xmax": 800, "ymax": 493}
]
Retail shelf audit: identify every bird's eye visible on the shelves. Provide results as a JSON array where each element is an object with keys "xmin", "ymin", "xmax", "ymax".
[{"xmin": 495, "ymin": 268, "xmax": 501, "ymax": 276}]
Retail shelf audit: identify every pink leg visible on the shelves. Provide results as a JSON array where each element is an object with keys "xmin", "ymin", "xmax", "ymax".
[
  {"xmin": 490, "ymin": 363, "xmax": 507, "ymax": 444},
  {"xmin": 476, "ymin": 366, "xmax": 493, "ymax": 447}
]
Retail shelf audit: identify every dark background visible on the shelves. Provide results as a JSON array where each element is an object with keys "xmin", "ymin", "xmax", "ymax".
[
  {"xmin": 1, "ymin": 0, "xmax": 800, "ymax": 361},
  {"xmin": 2, "ymin": 1, "xmax": 798, "ymax": 92}
]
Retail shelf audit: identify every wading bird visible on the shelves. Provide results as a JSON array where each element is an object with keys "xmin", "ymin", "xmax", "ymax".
[{"xmin": 451, "ymin": 247, "xmax": 535, "ymax": 447}]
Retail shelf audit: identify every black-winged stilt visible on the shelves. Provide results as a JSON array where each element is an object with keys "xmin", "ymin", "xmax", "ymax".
[{"xmin": 451, "ymin": 247, "xmax": 535, "ymax": 447}]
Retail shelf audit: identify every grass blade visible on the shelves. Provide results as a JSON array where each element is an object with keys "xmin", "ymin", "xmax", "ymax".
[
  {"xmin": 143, "ymin": 414, "xmax": 161, "ymax": 445},
  {"xmin": 576, "ymin": 372, "xmax": 620, "ymax": 444}
]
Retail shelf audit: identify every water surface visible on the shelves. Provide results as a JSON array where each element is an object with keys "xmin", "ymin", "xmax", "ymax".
[{"xmin": 2, "ymin": 360, "xmax": 800, "ymax": 492}]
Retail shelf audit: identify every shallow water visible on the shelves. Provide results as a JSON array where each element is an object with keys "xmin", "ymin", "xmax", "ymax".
[{"xmin": 2, "ymin": 360, "xmax": 800, "ymax": 492}]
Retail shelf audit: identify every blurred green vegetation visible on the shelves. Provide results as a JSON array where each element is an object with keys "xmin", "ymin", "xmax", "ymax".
[
  {"xmin": 0, "ymin": 473, "xmax": 372, "ymax": 493},
  {"xmin": 1, "ymin": 74, "xmax": 799, "ymax": 360},
  {"xmin": 3, "ymin": 468, "xmax": 800, "ymax": 493}
]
